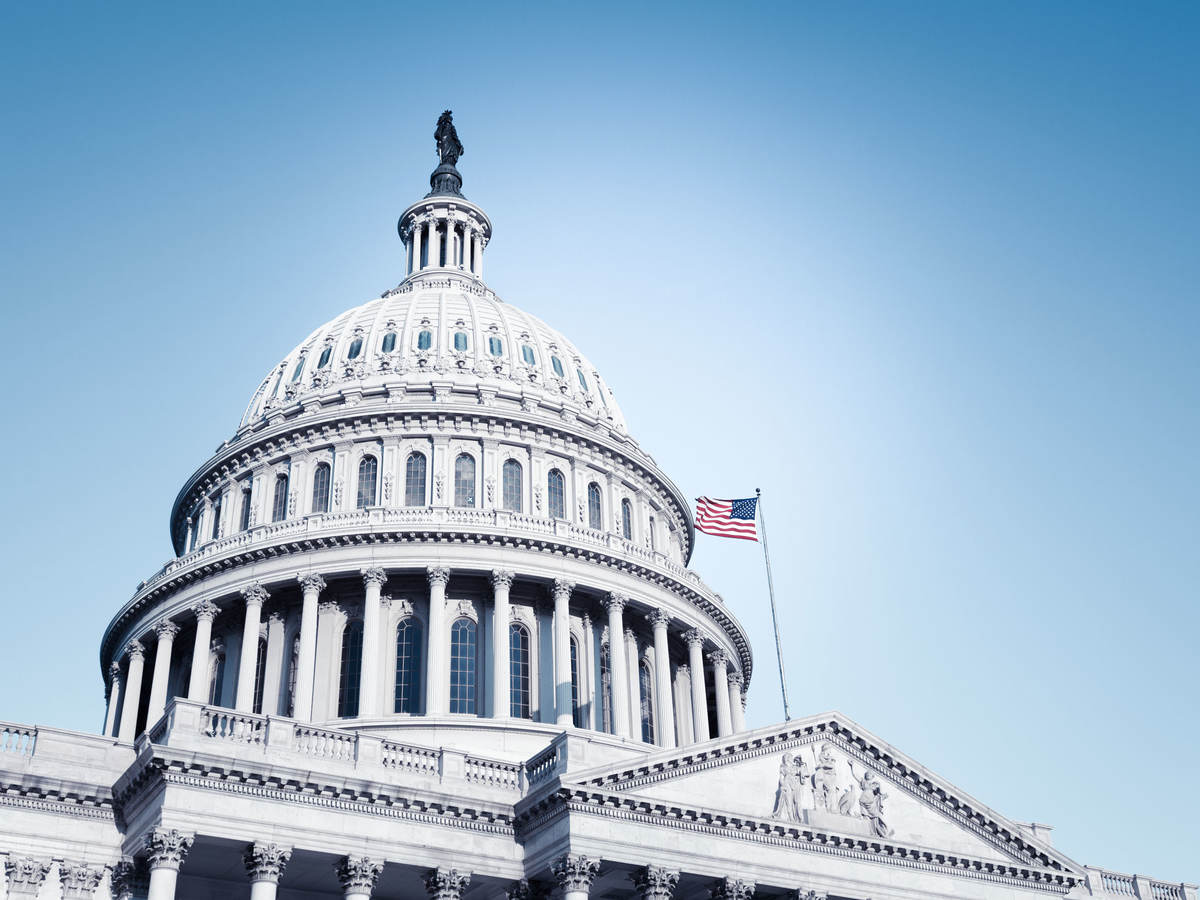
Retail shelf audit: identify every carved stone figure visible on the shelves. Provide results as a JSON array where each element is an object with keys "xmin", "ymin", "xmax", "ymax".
[
  {"xmin": 771, "ymin": 752, "xmax": 805, "ymax": 822},
  {"xmin": 435, "ymin": 110, "xmax": 464, "ymax": 166},
  {"xmin": 813, "ymin": 742, "xmax": 839, "ymax": 812},
  {"xmin": 858, "ymin": 770, "xmax": 894, "ymax": 837}
]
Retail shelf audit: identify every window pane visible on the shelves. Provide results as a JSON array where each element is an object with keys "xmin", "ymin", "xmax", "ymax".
[
  {"xmin": 394, "ymin": 618, "xmax": 423, "ymax": 714},
  {"xmin": 600, "ymin": 644, "xmax": 612, "ymax": 733},
  {"xmin": 576, "ymin": 369, "xmax": 588, "ymax": 392},
  {"xmin": 547, "ymin": 469, "xmax": 565, "ymax": 520},
  {"xmin": 318, "ymin": 346, "xmax": 332, "ymax": 369},
  {"xmin": 640, "ymin": 661, "xmax": 655, "ymax": 743},
  {"xmin": 551, "ymin": 355, "xmax": 564, "ymax": 378},
  {"xmin": 347, "ymin": 337, "xmax": 363, "ymax": 359},
  {"xmin": 454, "ymin": 454, "xmax": 476, "ymax": 507},
  {"xmin": 417, "ymin": 330, "xmax": 432, "ymax": 350},
  {"xmin": 621, "ymin": 499, "xmax": 633, "ymax": 540},
  {"xmin": 252, "ymin": 638, "xmax": 268, "ymax": 715},
  {"xmin": 587, "ymin": 483, "xmax": 602, "ymax": 530},
  {"xmin": 357, "ymin": 456, "xmax": 377, "ymax": 509},
  {"xmin": 337, "ymin": 621, "xmax": 363, "ymax": 718},
  {"xmin": 450, "ymin": 618, "xmax": 477, "ymax": 714},
  {"xmin": 570, "ymin": 637, "xmax": 583, "ymax": 727},
  {"xmin": 521, "ymin": 344, "xmax": 536, "ymax": 365},
  {"xmin": 312, "ymin": 463, "xmax": 331, "ymax": 514},
  {"xmin": 454, "ymin": 331, "xmax": 468, "ymax": 351},
  {"xmin": 405, "ymin": 452, "xmax": 427, "ymax": 506},
  {"xmin": 488, "ymin": 336, "xmax": 503, "ymax": 357},
  {"xmin": 509, "ymin": 624, "xmax": 531, "ymax": 719},
  {"xmin": 502, "ymin": 460, "xmax": 523, "ymax": 513},
  {"xmin": 272, "ymin": 476, "xmax": 289, "ymax": 522},
  {"xmin": 291, "ymin": 357, "xmax": 305, "ymax": 382},
  {"xmin": 649, "ymin": 515, "xmax": 656, "ymax": 550},
  {"xmin": 211, "ymin": 496, "xmax": 223, "ymax": 539},
  {"xmin": 381, "ymin": 332, "xmax": 397, "ymax": 353},
  {"xmin": 240, "ymin": 481, "xmax": 253, "ymax": 530}
]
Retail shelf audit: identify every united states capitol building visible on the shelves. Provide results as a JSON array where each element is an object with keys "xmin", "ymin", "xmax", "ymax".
[{"xmin": 0, "ymin": 114, "xmax": 1192, "ymax": 900}]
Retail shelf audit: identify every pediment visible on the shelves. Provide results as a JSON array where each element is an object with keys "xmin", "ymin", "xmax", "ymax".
[{"xmin": 566, "ymin": 713, "xmax": 1080, "ymax": 876}]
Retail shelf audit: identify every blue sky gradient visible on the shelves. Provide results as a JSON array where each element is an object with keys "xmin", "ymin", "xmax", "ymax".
[{"xmin": 1, "ymin": 1, "xmax": 1196, "ymax": 881}]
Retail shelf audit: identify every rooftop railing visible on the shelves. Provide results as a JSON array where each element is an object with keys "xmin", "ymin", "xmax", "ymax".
[{"xmin": 1085, "ymin": 867, "xmax": 1197, "ymax": 900}]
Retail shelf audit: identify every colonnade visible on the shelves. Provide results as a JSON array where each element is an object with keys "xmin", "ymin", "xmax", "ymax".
[
  {"xmin": 105, "ymin": 568, "xmax": 747, "ymax": 747},
  {"xmin": 406, "ymin": 210, "xmax": 486, "ymax": 278}
]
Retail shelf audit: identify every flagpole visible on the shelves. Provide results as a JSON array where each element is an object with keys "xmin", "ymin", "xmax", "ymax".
[{"xmin": 756, "ymin": 487, "xmax": 792, "ymax": 720}]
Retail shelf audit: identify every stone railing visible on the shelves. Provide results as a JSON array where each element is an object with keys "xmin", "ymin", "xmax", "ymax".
[
  {"xmin": 1084, "ymin": 867, "xmax": 1197, "ymax": 900},
  {"xmin": 464, "ymin": 755, "xmax": 523, "ymax": 791},
  {"xmin": 525, "ymin": 740, "xmax": 562, "ymax": 786},
  {"xmin": 0, "ymin": 722, "xmax": 37, "ymax": 757},
  {"xmin": 381, "ymin": 739, "xmax": 439, "ymax": 776}
]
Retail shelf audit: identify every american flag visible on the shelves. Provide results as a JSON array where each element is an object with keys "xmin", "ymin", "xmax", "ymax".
[{"xmin": 695, "ymin": 496, "xmax": 759, "ymax": 541}]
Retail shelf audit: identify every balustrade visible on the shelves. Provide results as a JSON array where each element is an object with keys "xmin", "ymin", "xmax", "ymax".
[
  {"xmin": 201, "ymin": 707, "xmax": 266, "ymax": 745},
  {"xmin": 293, "ymin": 724, "xmax": 357, "ymax": 761},
  {"xmin": 0, "ymin": 722, "xmax": 36, "ymax": 756},
  {"xmin": 381, "ymin": 739, "xmax": 439, "ymax": 776}
]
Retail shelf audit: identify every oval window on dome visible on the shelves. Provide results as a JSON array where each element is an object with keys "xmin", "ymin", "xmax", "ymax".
[
  {"xmin": 551, "ymin": 355, "xmax": 565, "ymax": 378},
  {"xmin": 576, "ymin": 369, "xmax": 588, "ymax": 392},
  {"xmin": 417, "ymin": 330, "xmax": 432, "ymax": 351},
  {"xmin": 521, "ymin": 344, "xmax": 536, "ymax": 366},
  {"xmin": 381, "ymin": 331, "xmax": 397, "ymax": 353},
  {"xmin": 318, "ymin": 346, "xmax": 332, "ymax": 369},
  {"xmin": 291, "ymin": 357, "xmax": 305, "ymax": 382},
  {"xmin": 488, "ymin": 336, "xmax": 503, "ymax": 357},
  {"xmin": 454, "ymin": 331, "xmax": 468, "ymax": 352},
  {"xmin": 347, "ymin": 337, "xmax": 363, "ymax": 360}
]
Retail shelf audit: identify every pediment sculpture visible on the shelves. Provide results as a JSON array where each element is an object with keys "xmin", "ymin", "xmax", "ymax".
[{"xmin": 772, "ymin": 743, "xmax": 893, "ymax": 838}]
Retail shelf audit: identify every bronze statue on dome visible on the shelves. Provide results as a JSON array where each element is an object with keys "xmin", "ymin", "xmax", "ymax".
[{"xmin": 435, "ymin": 110, "xmax": 464, "ymax": 166}]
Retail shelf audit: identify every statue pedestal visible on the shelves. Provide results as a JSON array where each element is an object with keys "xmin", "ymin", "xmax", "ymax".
[{"xmin": 804, "ymin": 809, "xmax": 873, "ymax": 837}]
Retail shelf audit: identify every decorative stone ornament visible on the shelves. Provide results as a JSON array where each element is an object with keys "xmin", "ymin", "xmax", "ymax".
[
  {"xmin": 335, "ymin": 856, "xmax": 383, "ymax": 894},
  {"xmin": 604, "ymin": 591, "xmax": 628, "ymax": 613},
  {"xmin": 144, "ymin": 828, "xmax": 194, "ymax": 870},
  {"xmin": 491, "ymin": 568, "xmax": 515, "ymax": 589},
  {"xmin": 244, "ymin": 842, "xmax": 292, "ymax": 884},
  {"xmin": 58, "ymin": 863, "xmax": 105, "ymax": 899},
  {"xmin": 426, "ymin": 565, "xmax": 451, "ymax": 586},
  {"xmin": 241, "ymin": 583, "xmax": 270, "ymax": 606},
  {"xmin": 297, "ymin": 572, "xmax": 327, "ymax": 594},
  {"xmin": 124, "ymin": 639, "xmax": 145, "ymax": 660},
  {"xmin": 191, "ymin": 599, "xmax": 220, "ymax": 622},
  {"xmin": 550, "ymin": 855, "xmax": 600, "ymax": 891},
  {"xmin": 793, "ymin": 891, "xmax": 828, "ymax": 900},
  {"xmin": 361, "ymin": 567, "xmax": 388, "ymax": 587},
  {"xmin": 109, "ymin": 858, "xmax": 146, "ymax": 900},
  {"xmin": 631, "ymin": 865, "xmax": 680, "ymax": 900},
  {"xmin": 4, "ymin": 857, "xmax": 50, "ymax": 895},
  {"xmin": 424, "ymin": 866, "xmax": 472, "ymax": 900},
  {"xmin": 154, "ymin": 620, "xmax": 180, "ymax": 641},
  {"xmin": 710, "ymin": 877, "xmax": 756, "ymax": 900}
]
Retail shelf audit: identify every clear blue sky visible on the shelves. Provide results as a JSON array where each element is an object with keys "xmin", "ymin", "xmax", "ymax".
[{"xmin": 2, "ymin": 0, "xmax": 1196, "ymax": 882}]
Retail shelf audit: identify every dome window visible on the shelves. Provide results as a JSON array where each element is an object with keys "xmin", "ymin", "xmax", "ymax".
[
  {"xmin": 551, "ymin": 355, "xmax": 565, "ymax": 378},
  {"xmin": 317, "ymin": 346, "xmax": 332, "ymax": 369},
  {"xmin": 454, "ymin": 331, "xmax": 469, "ymax": 352},
  {"xmin": 576, "ymin": 369, "xmax": 589, "ymax": 392},
  {"xmin": 488, "ymin": 336, "xmax": 504, "ymax": 357},
  {"xmin": 547, "ymin": 469, "xmax": 566, "ymax": 519},
  {"xmin": 502, "ymin": 459, "xmax": 523, "ymax": 513},
  {"xmin": 290, "ymin": 358, "xmax": 305, "ymax": 382},
  {"xmin": 347, "ymin": 337, "xmax": 363, "ymax": 360},
  {"xmin": 404, "ymin": 452, "xmax": 427, "ymax": 507},
  {"xmin": 521, "ymin": 344, "xmax": 536, "ymax": 366},
  {"xmin": 417, "ymin": 330, "xmax": 433, "ymax": 351},
  {"xmin": 449, "ymin": 618, "xmax": 478, "ymax": 714},
  {"xmin": 381, "ymin": 331, "xmax": 397, "ymax": 354}
]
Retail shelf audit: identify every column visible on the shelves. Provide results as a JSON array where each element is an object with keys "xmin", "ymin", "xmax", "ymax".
[
  {"xmin": 261, "ymin": 611, "xmax": 286, "ymax": 715},
  {"xmin": 710, "ymin": 878, "xmax": 756, "ymax": 900},
  {"xmin": 425, "ymin": 566, "xmax": 451, "ymax": 715},
  {"xmin": 473, "ymin": 233, "xmax": 483, "ymax": 277},
  {"xmin": 146, "ymin": 620, "xmax": 180, "ymax": 725},
  {"xmin": 424, "ymin": 868, "xmax": 471, "ymax": 900},
  {"xmin": 625, "ymin": 626, "xmax": 641, "ymax": 739},
  {"xmin": 728, "ymin": 670, "xmax": 747, "ymax": 733},
  {"xmin": 145, "ymin": 829, "xmax": 193, "ymax": 900},
  {"xmin": 104, "ymin": 663, "xmax": 123, "ymax": 737},
  {"xmin": 187, "ymin": 600, "xmax": 220, "ymax": 701},
  {"xmin": 426, "ymin": 218, "xmax": 438, "ymax": 268},
  {"xmin": 710, "ymin": 649, "xmax": 732, "ymax": 737},
  {"xmin": 674, "ymin": 664, "xmax": 693, "ymax": 746},
  {"xmin": 491, "ymin": 569, "xmax": 514, "ymax": 718},
  {"xmin": 648, "ymin": 610, "xmax": 676, "ymax": 748},
  {"xmin": 603, "ymin": 593, "xmax": 631, "ymax": 738},
  {"xmin": 236, "ymin": 584, "xmax": 270, "ymax": 712},
  {"xmin": 459, "ymin": 224, "xmax": 472, "ymax": 270},
  {"xmin": 244, "ymin": 842, "xmax": 291, "ymax": 900},
  {"xmin": 553, "ymin": 578, "xmax": 575, "ymax": 726},
  {"xmin": 3, "ymin": 858, "xmax": 50, "ymax": 896},
  {"xmin": 551, "ymin": 855, "xmax": 600, "ymax": 900},
  {"xmin": 118, "ymin": 640, "xmax": 146, "ymax": 742},
  {"xmin": 294, "ymin": 573, "xmax": 326, "ymax": 720},
  {"xmin": 59, "ymin": 862, "xmax": 104, "ymax": 898},
  {"xmin": 684, "ymin": 629, "xmax": 710, "ymax": 742},
  {"xmin": 445, "ymin": 219, "xmax": 456, "ymax": 267},
  {"xmin": 359, "ymin": 568, "xmax": 387, "ymax": 717},
  {"xmin": 410, "ymin": 221, "xmax": 422, "ymax": 274},
  {"xmin": 581, "ymin": 612, "xmax": 596, "ymax": 729},
  {"xmin": 335, "ymin": 856, "xmax": 382, "ymax": 900},
  {"xmin": 631, "ymin": 866, "xmax": 679, "ymax": 900}
]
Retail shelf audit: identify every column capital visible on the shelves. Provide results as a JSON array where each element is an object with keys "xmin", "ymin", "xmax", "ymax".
[
  {"xmin": 604, "ymin": 591, "xmax": 628, "ymax": 613},
  {"xmin": 792, "ymin": 891, "xmax": 827, "ymax": 900},
  {"xmin": 241, "ymin": 583, "xmax": 270, "ymax": 606},
  {"xmin": 4, "ymin": 857, "xmax": 50, "ymax": 894},
  {"xmin": 683, "ymin": 628, "xmax": 707, "ymax": 650},
  {"xmin": 727, "ymin": 669, "xmax": 744, "ymax": 687},
  {"xmin": 297, "ymin": 572, "xmax": 327, "ymax": 594},
  {"xmin": 677, "ymin": 663, "xmax": 689, "ymax": 678},
  {"xmin": 109, "ymin": 858, "xmax": 146, "ymax": 900},
  {"xmin": 426, "ymin": 565, "xmax": 451, "ymax": 587},
  {"xmin": 581, "ymin": 611, "xmax": 593, "ymax": 630},
  {"xmin": 552, "ymin": 577, "xmax": 576, "ymax": 598},
  {"xmin": 244, "ymin": 842, "xmax": 292, "ymax": 884},
  {"xmin": 491, "ymin": 568, "xmax": 516, "ymax": 589},
  {"xmin": 361, "ymin": 567, "xmax": 388, "ymax": 587},
  {"xmin": 707, "ymin": 648, "xmax": 729, "ymax": 668},
  {"xmin": 506, "ymin": 880, "xmax": 550, "ymax": 900},
  {"xmin": 335, "ymin": 856, "xmax": 383, "ymax": 894},
  {"xmin": 551, "ymin": 855, "xmax": 600, "ymax": 892},
  {"xmin": 59, "ymin": 862, "xmax": 104, "ymax": 899},
  {"xmin": 108, "ymin": 661, "xmax": 122, "ymax": 681},
  {"xmin": 632, "ymin": 866, "xmax": 680, "ymax": 900},
  {"xmin": 144, "ymin": 828, "xmax": 194, "ymax": 871},
  {"xmin": 154, "ymin": 620, "xmax": 180, "ymax": 642},
  {"xmin": 125, "ymin": 639, "xmax": 145, "ymax": 661},
  {"xmin": 424, "ymin": 867, "xmax": 472, "ymax": 900},
  {"xmin": 711, "ymin": 878, "xmax": 756, "ymax": 900},
  {"xmin": 191, "ymin": 599, "xmax": 220, "ymax": 622},
  {"xmin": 647, "ymin": 608, "xmax": 671, "ymax": 629},
  {"xmin": 624, "ymin": 626, "xmax": 637, "ymax": 643}
]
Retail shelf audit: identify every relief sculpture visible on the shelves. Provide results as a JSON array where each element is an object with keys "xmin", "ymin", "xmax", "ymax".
[{"xmin": 770, "ymin": 745, "xmax": 897, "ymax": 838}]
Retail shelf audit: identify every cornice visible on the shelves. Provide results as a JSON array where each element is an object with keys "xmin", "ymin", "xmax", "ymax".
[{"xmin": 0, "ymin": 779, "xmax": 116, "ymax": 821}]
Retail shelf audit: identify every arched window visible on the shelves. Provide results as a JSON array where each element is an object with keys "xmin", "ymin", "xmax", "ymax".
[
  {"xmin": 521, "ymin": 344, "xmax": 536, "ymax": 365},
  {"xmin": 272, "ymin": 475, "xmax": 289, "ymax": 522},
  {"xmin": 317, "ymin": 345, "xmax": 332, "ymax": 369},
  {"xmin": 587, "ymin": 483, "xmax": 602, "ymax": 530},
  {"xmin": 381, "ymin": 331, "xmax": 397, "ymax": 353},
  {"xmin": 502, "ymin": 459, "xmax": 523, "ymax": 513},
  {"xmin": 640, "ymin": 660, "xmax": 655, "ymax": 743},
  {"xmin": 600, "ymin": 643, "xmax": 612, "ymax": 734},
  {"xmin": 417, "ymin": 330, "xmax": 432, "ymax": 351},
  {"xmin": 449, "ymin": 618, "xmax": 477, "ymax": 715},
  {"xmin": 347, "ymin": 337, "xmax": 363, "ymax": 359},
  {"xmin": 311, "ymin": 462, "xmax": 331, "ymax": 513},
  {"xmin": 488, "ymin": 336, "xmax": 503, "ymax": 356},
  {"xmin": 576, "ymin": 369, "xmax": 589, "ymax": 392},
  {"xmin": 509, "ymin": 623, "xmax": 531, "ymax": 719},
  {"xmin": 648, "ymin": 515, "xmax": 657, "ymax": 551},
  {"xmin": 291, "ymin": 357, "xmax": 305, "ymax": 382},
  {"xmin": 570, "ymin": 636, "xmax": 584, "ymax": 727},
  {"xmin": 356, "ymin": 456, "xmax": 377, "ymax": 509},
  {"xmin": 404, "ymin": 452, "xmax": 427, "ymax": 506},
  {"xmin": 208, "ymin": 647, "xmax": 226, "ymax": 706},
  {"xmin": 337, "ymin": 621, "xmax": 363, "ymax": 718},
  {"xmin": 211, "ymin": 495, "xmax": 223, "ymax": 540},
  {"xmin": 551, "ymin": 355, "xmax": 565, "ymax": 378},
  {"xmin": 239, "ymin": 481, "xmax": 253, "ymax": 531},
  {"xmin": 286, "ymin": 634, "xmax": 299, "ymax": 717},
  {"xmin": 252, "ymin": 637, "xmax": 268, "ymax": 715},
  {"xmin": 547, "ymin": 469, "xmax": 565, "ymax": 519},
  {"xmin": 188, "ymin": 508, "xmax": 201, "ymax": 553},
  {"xmin": 454, "ymin": 454, "xmax": 475, "ymax": 507},
  {"xmin": 394, "ymin": 618, "xmax": 423, "ymax": 714},
  {"xmin": 453, "ymin": 331, "xmax": 468, "ymax": 351},
  {"xmin": 621, "ymin": 498, "xmax": 633, "ymax": 540}
]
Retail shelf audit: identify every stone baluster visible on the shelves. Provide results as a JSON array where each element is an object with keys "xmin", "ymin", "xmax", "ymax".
[
  {"xmin": 335, "ymin": 857, "xmax": 383, "ymax": 900},
  {"xmin": 648, "ymin": 610, "xmax": 676, "ymax": 748},
  {"xmin": 145, "ymin": 828, "xmax": 194, "ymax": 900},
  {"xmin": 603, "ymin": 593, "xmax": 631, "ymax": 738},
  {"xmin": 118, "ymin": 640, "xmax": 146, "ymax": 742},
  {"xmin": 424, "ymin": 867, "xmax": 472, "ymax": 900},
  {"xmin": 187, "ymin": 600, "xmax": 220, "ymax": 701},
  {"xmin": 59, "ymin": 862, "xmax": 105, "ymax": 898},
  {"xmin": 235, "ymin": 584, "xmax": 270, "ymax": 711},
  {"xmin": 145, "ymin": 620, "xmax": 180, "ymax": 725},
  {"xmin": 551, "ymin": 855, "xmax": 600, "ymax": 900},
  {"xmin": 425, "ymin": 566, "xmax": 451, "ymax": 715},
  {"xmin": 710, "ymin": 649, "xmax": 732, "ymax": 737},
  {"xmin": 728, "ymin": 670, "xmax": 747, "ymax": 733},
  {"xmin": 104, "ymin": 662, "xmax": 123, "ymax": 737},
  {"xmin": 359, "ymin": 568, "xmax": 388, "ymax": 717},
  {"xmin": 491, "ymin": 569, "xmax": 515, "ymax": 718},
  {"xmin": 684, "ymin": 629, "xmax": 710, "ymax": 742},
  {"xmin": 625, "ymin": 626, "xmax": 641, "ymax": 738},
  {"xmin": 244, "ymin": 842, "xmax": 292, "ymax": 900},
  {"xmin": 294, "ymin": 573, "xmax": 326, "ymax": 720},
  {"xmin": 631, "ymin": 866, "xmax": 680, "ymax": 900},
  {"xmin": 553, "ymin": 578, "xmax": 575, "ymax": 726},
  {"xmin": 711, "ymin": 878, "xmax": 757, "ymax": 900},
  {"xmin": 4, "ymin": 858, "xmax": 50, "ymax": 897}
]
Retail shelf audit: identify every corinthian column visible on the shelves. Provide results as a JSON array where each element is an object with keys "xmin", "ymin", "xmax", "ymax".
[
  {"xmin": 491, "ymin": 569, "xmax": 515, "ymax": 718},
  {"xmin": 359, "ymin": 568, "xmax": 388, "ymax": 717},
  {"xmin": 244, "ymin": 842, "xmax": 292, "ymax": 900},
  {"xmin": 294, "ymin": 573, "xmax": 326, "ymax": 720},
  {"xmin": 410, "ymin": 220, "xmax": 422, "ymax": 273},
  {"xmin": 59, "ymin": 862, "xmax": 104, "ymax": 898},
  {"xmin": 145, "ymin": 829, "xmax": 193, "ymax": 900},
  {"xmin": 551, "ymin": 855, "xmax": 600, "ymax": 900},
  {"xmin": 146, "ymin": 620, "xmax": 180, "ymax": 725},
  {"xmin": 187, "ymin": 600, "xmax": 220, "ymax": 701},
  {"xmin": 104, "ymin": 663, "xmax": 123, "ymax": 737},
  {"xmin": 118, "ymin": 640, "xmax": 146, "ymax": 742},
  {"xmin": 425, "ymin": 566, "xmax": 451, "ymax": 715},
  {"xmin": 235, "ymin": 584, "xmax": 270, "ymax": 712},
  {"xmin": 424, "ymin": 867, "xmax": 472, "ymax": 900},
  {"xmin": 625, "ymin": 626, "xmax": 641, "ymax": 738},
  {"xmin": 335, "ymin": 856, "xmax": 383, "ymax": 900},
  {"xmin": 553, "ymin": 578, "xmax": 575, "ymax": 726},
  {"xmin": 710, "ymin": 649, "xmax": 732, "ymax": 737},
  {"xmin": 684, "ymin": 629, "xmax": 710, "ymax": 742},
  {"xmin": 631, "ymin": 866, "xmax": 679, "ymax": 900},
  {"xmin": 711, "ymin": 878, "xmax": 756, "ymax": 900},
  {"xmin": 728, "ymin": 669, "xmax": 747, "ymax": 733},
  {"xmin": 604, "ymin": 593, "xmax": 631, "ymax": 738},
  {"xmin": 648, "ymin": 610, "xmax": 676, "ymax": 748},
  {"xmin": 4, "ymin": 858, "xmax": 50, "ymax": 896}
]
